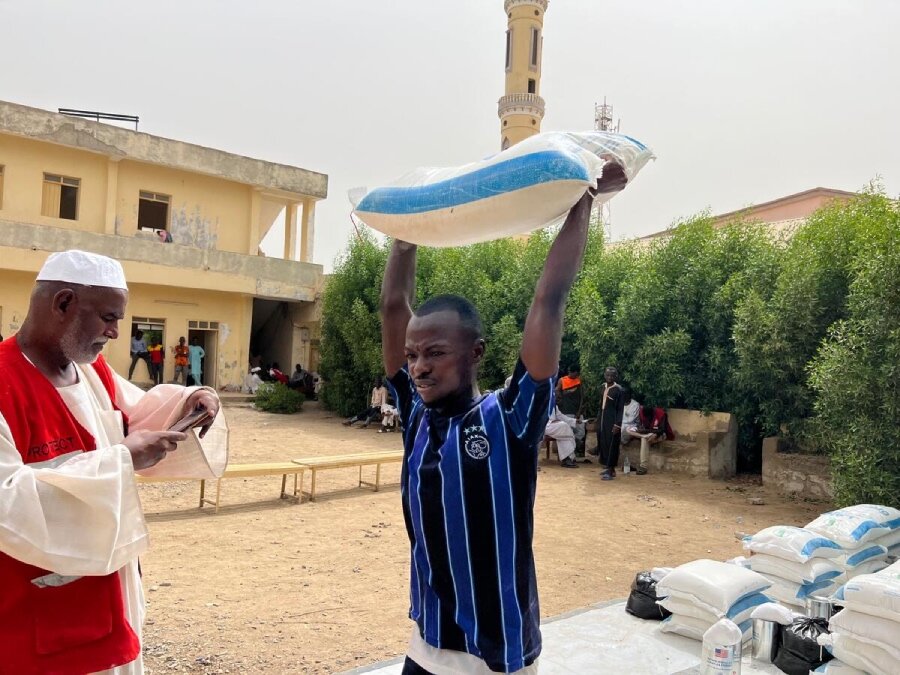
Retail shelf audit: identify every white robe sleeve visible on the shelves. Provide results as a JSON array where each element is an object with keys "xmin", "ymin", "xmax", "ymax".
[
  {"xmin": 113, "ymin": 375, "xmax": 228, "ymax": 480},
  {"xmin": 0, "ymin": 412, "xmax": 149, "ymax": 576}
]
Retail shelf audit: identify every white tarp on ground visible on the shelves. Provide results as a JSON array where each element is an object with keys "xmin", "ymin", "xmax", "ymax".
[{"xmin": 344, "ymin": 600, "xmax": 786, "ymax": 675}]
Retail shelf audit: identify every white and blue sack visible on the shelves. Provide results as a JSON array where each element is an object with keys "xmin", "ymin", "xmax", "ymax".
[{"xmin": 351, "ymin": 130, "xmax": 654, "ymax": 247}]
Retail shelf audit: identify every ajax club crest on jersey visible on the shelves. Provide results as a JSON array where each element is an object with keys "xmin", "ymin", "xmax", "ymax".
[{"xmin": 463, "ymin": 424, "xmax": 491, "ymax": 460}]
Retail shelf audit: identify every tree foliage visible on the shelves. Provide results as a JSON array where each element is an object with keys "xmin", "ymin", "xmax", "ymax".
[{"xmin": 320, "ymin": 188, "xmax": 899, "ymax": 505}]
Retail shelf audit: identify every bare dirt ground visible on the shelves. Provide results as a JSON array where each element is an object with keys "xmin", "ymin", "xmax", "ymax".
[{"xmin": 139, "ymin": 401, "xmax": 828, "ymax": 674}]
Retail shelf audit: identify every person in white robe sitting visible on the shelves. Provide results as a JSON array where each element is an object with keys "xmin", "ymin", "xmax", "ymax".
[
  {"xmin": 0, "ymin": 250, "xmax": 227, "ymax": 675},
  {"xmin": 544, "ymin": 406, "xmax": 584, "ymax": 469}
]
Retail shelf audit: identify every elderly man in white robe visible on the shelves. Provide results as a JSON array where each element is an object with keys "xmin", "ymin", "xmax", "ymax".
[
  {"xmin": 0, "ymin": 250, "xmax": 227, "ymax": 675},
  {"xmin": 545, "ymin": 405, "xmax": 584, "ymax": 469}
]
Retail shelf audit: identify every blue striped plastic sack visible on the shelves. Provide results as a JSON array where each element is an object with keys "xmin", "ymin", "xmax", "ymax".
[{"xmin": 352, "ymin": 131, "xmax": 654, "ymax": 247}]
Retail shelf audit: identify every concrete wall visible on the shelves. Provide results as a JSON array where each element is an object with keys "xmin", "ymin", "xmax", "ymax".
[
  {"xmin": 620, "ymin": 408, "xmax": 738, "ymax": 479},
  {"xmin": 0, "ymin": 271, "xmax": 251, "ymax": 388},
  {"xmin": 0, "ymin": 122, "xmax": 326, "ymax": 389},
  {"xmin": 761, "ymin": 437, "xmax": 833, "ymax": 502},
  {"xmin": 0, "ymin": 134, "xmax": 109, "ymax": 232},
  {"xmin": 115, "ymin": 160, "xmax": 251, "ymax": 253}
]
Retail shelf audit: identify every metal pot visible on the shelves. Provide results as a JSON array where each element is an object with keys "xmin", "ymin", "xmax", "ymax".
[
  {"xmin": 750, "ymin": 618, "xmax": 779, "ymax": 664},
  {"xmin": 805, "ymin": 595, "xmax": 837, "ymax": 620}
]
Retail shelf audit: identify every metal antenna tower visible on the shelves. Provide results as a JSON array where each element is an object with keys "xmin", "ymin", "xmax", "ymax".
[{"xmin": 593, "ymin": 97, "xmax": 620, "ymax": 241}]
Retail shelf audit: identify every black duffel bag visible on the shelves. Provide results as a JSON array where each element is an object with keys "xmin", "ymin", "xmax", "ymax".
[
  {"xmin": 772, "ymin": 617, "xmax": 833, "ymax": 675},
  {"xmin": 625, "ymin": 571, "xmax": 671, "ymax": 621}
]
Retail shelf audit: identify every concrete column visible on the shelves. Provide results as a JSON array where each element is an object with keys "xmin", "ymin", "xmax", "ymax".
[
  {"xmin": 283, "ymin": 202, "xmax": 298, "ymax": 261},
  {"xmin": 249, "ymin": 188, "xmax": 262, "ymax": 255},
  {"xmin": 300, "ymin": 198, "xmax": 316, "ymax": 263},
  {"xmin": 104, "ymin": 158, "xmax": 120, "ymax": 235}
]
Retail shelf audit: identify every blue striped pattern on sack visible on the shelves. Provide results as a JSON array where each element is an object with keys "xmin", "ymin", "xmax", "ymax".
[
  {"xmin": 725, "ymin": 592, "xmax": 769, "ymax": 620},
  {"xmin": 356, "ymin": 150, "xmax": 591, "ymax": 215},
  {"xmin": 849, "ymin": 519, "xmax": 888, "ymax": 542},
  {"xmin": 801, "ymin": 536, "xmax": 842, "ymax": 557},
  {"xmin": 796, "ymin": 577, "xmax": 836, "ymax": 599},
  {"xmin": 846, "ymin": 544, "xmax": 886, "ymax": 567}
]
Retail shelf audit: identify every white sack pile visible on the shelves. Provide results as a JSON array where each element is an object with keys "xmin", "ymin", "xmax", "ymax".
[
  {"xmin": 655, "ymin": 559, "xmax": 770, "ymax": 642},
  {"xmin": 818, "ymin": 560, "xmax": 900, "ymax": 675}
]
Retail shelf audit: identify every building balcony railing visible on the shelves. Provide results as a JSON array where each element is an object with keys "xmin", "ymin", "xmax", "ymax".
[
  {"xmin": 0, "ymin": 219, "xmax": 322, "ymax": 303},
  {"xmin": 504, "ymin": 0, "xmax": 549, "ymax": 14},
  {"xmin": 497, "ymin": 93, "xmax": 546, "ymax": 119}
]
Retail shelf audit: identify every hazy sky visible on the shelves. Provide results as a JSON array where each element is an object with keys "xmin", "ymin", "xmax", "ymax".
[{"xmin": 2, "ymin": 0, "xmax": 897, "ymax": 271}]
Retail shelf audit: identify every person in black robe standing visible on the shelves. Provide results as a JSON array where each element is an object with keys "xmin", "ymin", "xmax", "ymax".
[{"xmin": 597, "ymin": 366, "xmax": 624, "ymax": 480}]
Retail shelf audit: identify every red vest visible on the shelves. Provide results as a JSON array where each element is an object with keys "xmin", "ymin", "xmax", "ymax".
[{"xmin": 0, "ymin": 337, "xmax": 140, "ymax": 675}]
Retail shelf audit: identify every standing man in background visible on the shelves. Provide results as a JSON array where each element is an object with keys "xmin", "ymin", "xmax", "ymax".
[
  {"xmin": 597, "ymin": 366, "xmax": 625, "ymax": 480},
  {"xmin": 127, "ymin": 329, "xmax": 151, "ymax": 381},
  {"xmin": 147, "ymin": 337, "xmax": 164, "ymax": 386},
  {"xmin": 188, "ymin": 337, "xmax": 205, "ymax": 386},
  {"xmin": 171, "ymin": 336, "xmax": 189, "ymax": 385}
]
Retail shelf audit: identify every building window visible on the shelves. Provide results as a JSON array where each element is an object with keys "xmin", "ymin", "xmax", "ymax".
[
  {"xmin": 528, "ymin": 78, "xmax": 536, "ymax": 94},
  {"xmin": 189, "ymin": 320, "xmax": 219, "ymax": 330},
  {"xmin": 505, "ymin": 29, "xmax": 512, "ymax": 71},
  {"xmin": 41, "ymin": 173, "xmax": 80, "ymax": 220},
  {"xmin": 0, "ymin": 165, "xmax": 4, "ymax": 210},
  {"xmin": 530, "ymin": 28, "xmax": 540, "ymax": 68},
  {"xmin": 138, "ymin": 190, "xmax": 171, "ymax": 232}
]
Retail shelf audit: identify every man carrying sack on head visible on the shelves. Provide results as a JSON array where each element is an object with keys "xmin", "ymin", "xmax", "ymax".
[{"xmin": 0, "ymin": 250, "xmax": 228, "ymax": 675}]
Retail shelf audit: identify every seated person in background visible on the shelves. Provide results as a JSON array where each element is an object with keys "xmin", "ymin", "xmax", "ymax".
[
  {"xmin": 288, "ymin": 363, "xmax": 307, "ymax": 390},
  {"xmin": 379, "ymin": 393, "xmax": 399, "ymax": 433},
  {"xmin": 268, "ymin": 362, "xmax": 289, "ymax": 385},
  {"xmin": 620, "ymin": 388, "xmax": 640, "ymax": 439},
  {"xmin": 242, "ymin": 366, "xmax": 263, "ymax": 394},
  {"xmin": 556, "ymin": 364, "xmax": 586, "ymax": 457},
  {"xmin": 623, "ymin": 401, "xmax": 673, "ymax": 475},
  {"xmin": 343, "ymin": 377, "xmax": 388, "ymax": 428},
  {"xmin": 544, "ymin": 406, "xmax": 585, "ymax": 469},
  {"xmin": 556, "ymin": 364, "xmax": 583, "ymax": 416}
]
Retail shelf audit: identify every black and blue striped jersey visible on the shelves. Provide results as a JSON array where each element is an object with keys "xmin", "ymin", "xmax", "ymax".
[{"xmin": 387, "ymin": 358, "xmax": 554, "ymax": 672}]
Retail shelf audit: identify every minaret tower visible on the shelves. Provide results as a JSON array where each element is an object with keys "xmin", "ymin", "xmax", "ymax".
[{"xmin": 498, "ymin": 0, "xmax": 548, "ymax": 150}]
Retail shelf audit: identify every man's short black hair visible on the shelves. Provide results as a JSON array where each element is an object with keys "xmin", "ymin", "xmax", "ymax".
[{"xmin": 415, "ymin": 294, "xmax": 483, "ymax": 340}]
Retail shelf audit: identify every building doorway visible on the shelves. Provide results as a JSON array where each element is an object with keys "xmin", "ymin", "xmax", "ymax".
[{"xmin": 187, "ymin": 321, "xmax": 218, "ymax": 388}]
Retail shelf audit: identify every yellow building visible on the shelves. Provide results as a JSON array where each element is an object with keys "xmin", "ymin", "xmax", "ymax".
[
  {"xmin": 0, "ymin": 100, "xmax": 327, "ymax": 389},
  {"xmin": 498, "ymin": 0, "xmax": 548, "ymax": 149}
]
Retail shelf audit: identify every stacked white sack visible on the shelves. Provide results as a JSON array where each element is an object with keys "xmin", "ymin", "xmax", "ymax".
[
  {"xmin": 743, "ymin": 525, "xmax": 844, "ymax": 610},
  {"xmin": 655, "ymin": 559, "xmax": 770, "ymax": 642},
  {"xmin": 818, "ymin": 560, "xmax": 900, "ymax": 675},
  {"xmin": 806, "ymin": 504, "xmax": 900, "ymax": 575}
]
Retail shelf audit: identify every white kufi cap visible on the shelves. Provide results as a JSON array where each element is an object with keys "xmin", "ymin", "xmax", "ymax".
[{"xmin": 36, "ymin": 250, "xmax": 128, "ymax": 290}]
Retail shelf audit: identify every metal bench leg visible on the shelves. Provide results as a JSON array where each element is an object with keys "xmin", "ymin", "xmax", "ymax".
[
  {"xmin": 281, "ymin": 473, "xmax": 288, "ymax": 499},
  {"xmin": 375, "ymin": 463, "xmax": 382, "ymax": 492},
  {"xmin": 293, "ymin": 472, "xmax": 299, "ymax": 499},
  {"xmin": 359, "ymin": 465, "xmax": 363, "ymax": 488},
  {"xmin": 199, "ymin": 479, "xmax": 206, "ymax": 508},
  {"xmin": 298, "ymin": 471, "xmax": 305, "ymax": 503},
  {"xmin": 310, "ymin": 470, "xmax": 317, "ymax": 502}
]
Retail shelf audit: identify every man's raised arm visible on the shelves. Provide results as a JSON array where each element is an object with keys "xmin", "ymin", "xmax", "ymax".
[
  {"xmin": 381, "ymin": 240, "xmax": 417, "ymax": 375},
  {"xmin": 521, "ymin": 163, "xmax": 628, "ymax": 380}
]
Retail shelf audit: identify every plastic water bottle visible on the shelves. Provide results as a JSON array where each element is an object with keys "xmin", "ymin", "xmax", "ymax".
[{"xmin": 623, "ymin": 454, "xmax": 631, "ymax": 475}]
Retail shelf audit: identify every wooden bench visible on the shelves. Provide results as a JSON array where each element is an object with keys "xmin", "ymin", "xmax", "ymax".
[
  {"xmin": 136, "ymin": 462, "xmax": 306, "ymax": 513},
  {"xmin": 292, "ymin": 450, "xmax": 403, "ymax": 502}
]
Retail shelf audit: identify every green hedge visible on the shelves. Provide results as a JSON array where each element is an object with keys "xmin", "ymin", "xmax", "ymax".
[
  {"xmin": 320, "ymin": 187, "xmax": 899, "ymax": 506},
  {"xmin": 254, "ymin": 382, "xmax": 304, "ymax": 414}
]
